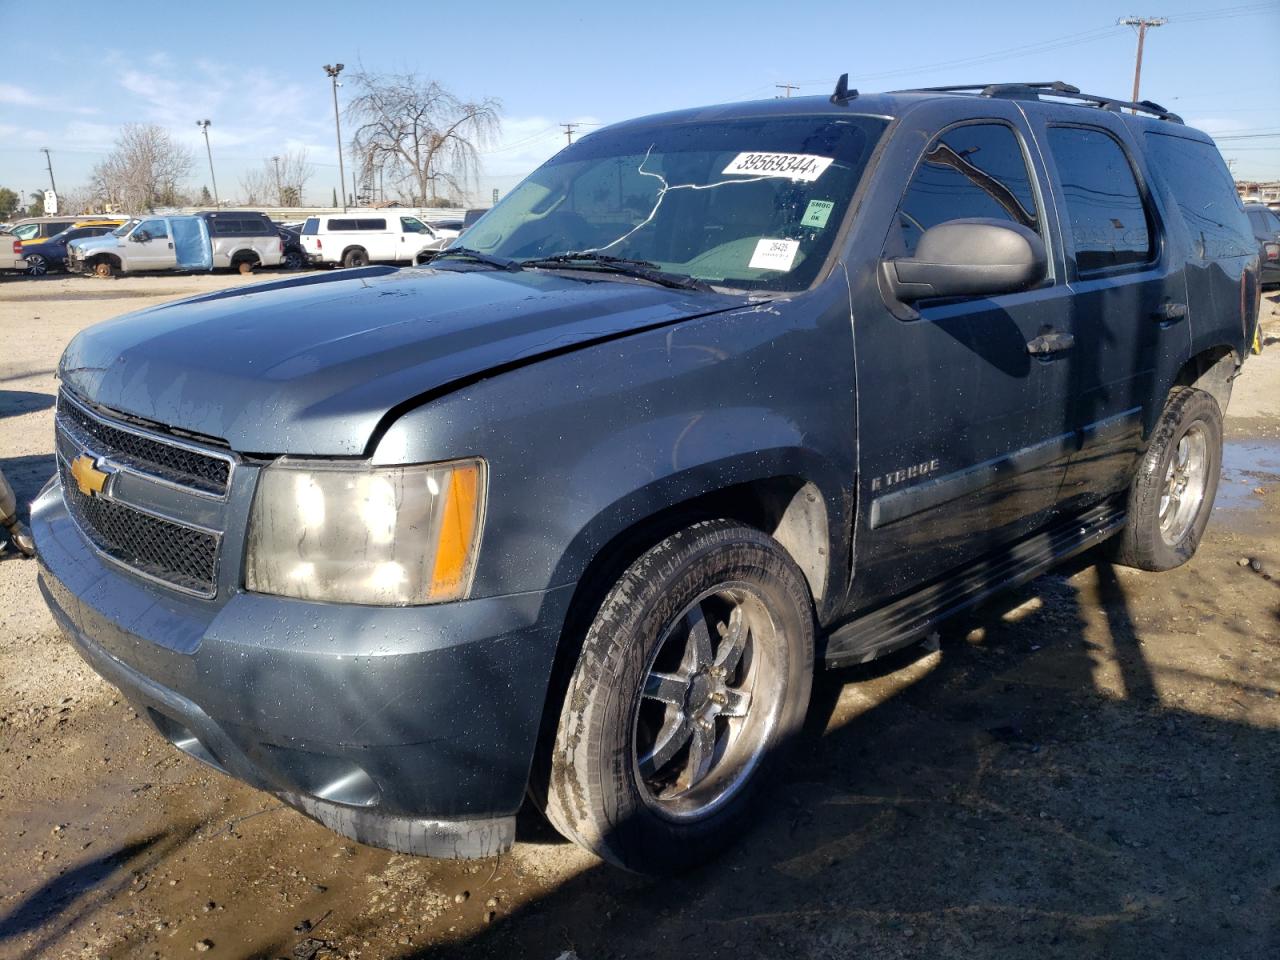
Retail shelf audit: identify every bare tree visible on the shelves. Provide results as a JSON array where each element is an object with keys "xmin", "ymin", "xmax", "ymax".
[
  {"xmin": 90, "ymin": 124, "xmax": 194, "ymax": 213},
  {"xmin": 238, "ymin": 166, "xmax": 274, "ymax": 206},
  {"xmin": 57, "ymin": 184, "xmax": 102, "ymax": 216},
  {"xmin": 346, "ymin": 71, "xmax": 500, "ymax": 206},
  {"xmin": 277, "ymin": 149, "xmax": 315, "ymax": 206},
  {"xmin": 237, "ymin": 150, "xmax": 314, "ymax": 207}
]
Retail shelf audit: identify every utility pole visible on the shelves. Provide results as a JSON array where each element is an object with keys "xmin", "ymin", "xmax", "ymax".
[
  {"xmin": 560, "ymin": 122, "xmax": 579, "ymax": 145},
  {"xmin": 775, "ymin": 83, "xmax": 800, "ymax": 98},
  {"xmin": 40, "ymin": 148, "xmax": 57, "ymax": 194},
  {"xmin": 192, "ymin": 120, "xmax": 217, "ymax": 207},
  {"xmin": 324, "ymin": 63, "xmax": 347, "ymax": 212},
  {"xmin": 1118, "ymin": 16, "xmax": 1167, "ymax": 108},
  {"xmin": 271, "ymin": 155, "xmax": 282, "ymax": 206}
]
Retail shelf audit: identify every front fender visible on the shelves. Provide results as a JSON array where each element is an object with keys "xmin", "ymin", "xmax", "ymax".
[{"xmin": 374, "ymin": 290, "xmax": 857, "ymax": 607}]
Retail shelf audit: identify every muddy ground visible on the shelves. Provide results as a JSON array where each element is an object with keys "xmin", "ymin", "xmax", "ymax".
[{"xmin": 1, "ymin": 272, "xmax": 1277, "ymax": 960}]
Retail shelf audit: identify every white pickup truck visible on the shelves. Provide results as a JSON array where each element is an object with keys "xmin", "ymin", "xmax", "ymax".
[
  {"xmin": 299, "ymin": 214, "xmax": 455, "ymax": 267},
  {"xmin": 66, "ymin": 212, "xmax": 284, "ymax": 277}
]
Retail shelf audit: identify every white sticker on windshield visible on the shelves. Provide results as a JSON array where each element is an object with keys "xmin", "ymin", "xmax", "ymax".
[
  {"xmin": 723, "ymin": 152, "xmax": 834, "ymax": 182},
  {"xmin": 749, "ymin": 238, "xmax": 800, "ymax": 272}
]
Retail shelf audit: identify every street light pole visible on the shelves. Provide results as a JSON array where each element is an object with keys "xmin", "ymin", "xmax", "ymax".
[
  {"xmin": 323, "ymin": 63, "xmax": 347, "ymax": 212},
  {"xmin": 196, "ymin": 120, "xmax": 219, "ymax": 207},
  {"xmin": 271, "ymin": 155, "xmax": 282, "ymax": 207}
]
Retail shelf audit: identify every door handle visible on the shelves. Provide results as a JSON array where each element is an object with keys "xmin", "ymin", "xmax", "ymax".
[
  {"xmin": 1026, "ymin": 331, "xmax": 1075, "ymax": 357},
  {"xmin": 1153, "ymin": 302, "xmax": 1187, "ymax": 323}
]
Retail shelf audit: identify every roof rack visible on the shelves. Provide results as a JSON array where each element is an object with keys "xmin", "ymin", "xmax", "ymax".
[{"xmin": 891, "ymin": 80, "xmax": 1183, "ymax": 124}]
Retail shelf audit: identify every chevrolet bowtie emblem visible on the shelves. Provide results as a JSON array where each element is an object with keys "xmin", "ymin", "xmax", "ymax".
[{"xmin": 69, "ymin": 455, "xmax": 112, "ymax": 498}]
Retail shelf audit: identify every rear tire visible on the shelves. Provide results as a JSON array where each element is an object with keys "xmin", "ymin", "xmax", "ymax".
[
  {"xmin": 237, "ymin": 259, "xmax": 255, "ymax": 275},
  {"xmin": 342, "ymin": 248, "xmax": 369, "ymax": 268},
  {"xmin": 1114, "ymin": 386, "xmax": 1223, "ymax": 571},
  {"xmin": 25, "ymin": 254, "xmax": 48, "ymax": 277},
  {"xmin": 541, "ymin": 519, "xmax": 814, "ymax": 874}
]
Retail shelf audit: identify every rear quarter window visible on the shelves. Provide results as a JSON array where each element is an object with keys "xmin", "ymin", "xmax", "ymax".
[
  {"xmin": 302, "ymin": 218, "xmax": 319, "ymax": 235},
  {"xmin": 1143, "ymin": 132, "xmax": 1253, "ymax": 259},
  {"xmin": 1047, "ymin": 126, "xmax": 1154, "ymax": 274}
]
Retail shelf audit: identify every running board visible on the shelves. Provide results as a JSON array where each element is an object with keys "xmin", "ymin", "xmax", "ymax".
[{"xmin": 823, "ymin": 502, "xmax": 1127, "ymax": 668}]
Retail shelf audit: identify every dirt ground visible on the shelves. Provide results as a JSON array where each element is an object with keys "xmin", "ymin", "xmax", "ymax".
[{"xmin": 1, "ymin": 272, "xmax": 1278, "ymax": 960}]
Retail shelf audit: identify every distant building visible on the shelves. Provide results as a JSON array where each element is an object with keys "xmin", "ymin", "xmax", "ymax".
[{"xmin": 1237, "ymin": 180, "xmax": 1280, "ymax": 204}]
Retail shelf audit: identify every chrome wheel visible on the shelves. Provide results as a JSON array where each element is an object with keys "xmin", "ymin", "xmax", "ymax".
[
  {"xmin": 632, "ymin": 584, "xmax": 783, "ymax": 822},
  {"xmin": 25, "ymin": 254, "xmax": 47, "ymax": 276},
  {"xmin": 1159, "ymin": 422, "xmax": 1209, "ymax": 546}
]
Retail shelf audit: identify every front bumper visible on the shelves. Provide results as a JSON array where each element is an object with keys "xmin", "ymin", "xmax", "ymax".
[{"xmin": 32, "ymin": 478, "xmax": 573, "ymax": 858}]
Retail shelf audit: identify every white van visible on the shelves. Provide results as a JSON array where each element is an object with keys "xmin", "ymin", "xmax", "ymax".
[{"xmin": 300, "ymin": 215, "xmax": 452, "ymax": 267}]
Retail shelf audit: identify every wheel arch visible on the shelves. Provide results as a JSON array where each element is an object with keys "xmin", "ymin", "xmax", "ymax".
[
  {"xmin": 527, "ymin": 471, "xmax": 833, "ymax": 809},
  {"xmin": 341, "ymin": 245, "xmax": 368, "ymax": 262},
  {"xmin": 230, "ymin": 248, "xmax": 261, "ymax": 264},
  {"xmin": 1173, "ymin": 345, "xmax": 1241, "ymax": 415}
]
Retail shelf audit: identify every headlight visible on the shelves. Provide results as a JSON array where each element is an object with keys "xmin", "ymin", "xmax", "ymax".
[{"xmin": 245, "ymin": 457, "xmax": 486, "ymax": 605}]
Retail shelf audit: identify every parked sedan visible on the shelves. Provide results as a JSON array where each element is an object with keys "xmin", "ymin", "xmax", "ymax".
[
  {"xmin": 278, "ymin": 226, "xmax": 307, "ymax": 270},
  {"xmin": 22, "ymin": 225, "xmax": 118, "ymax": 276}
]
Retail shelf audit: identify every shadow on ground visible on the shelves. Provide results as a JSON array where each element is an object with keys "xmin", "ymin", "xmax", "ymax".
[
  {"xmin": 1, "ymin": 453, "xmax": 55, "ymax": 511},
  {"xmin": 0, "ymin": 390, "xmax": 54, "ymax": 420},
  {"xmin": 377, "ymin": 551, "xmax": 1277, "ymax": 960}
]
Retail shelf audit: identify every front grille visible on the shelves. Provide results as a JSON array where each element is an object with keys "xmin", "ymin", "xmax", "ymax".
[
  {"xmin": 58, "ymin": 457, "xmax": 220, "ymax": 596},
  {"xmin": 58, "ymin": 392, "xmax": 232, "ymax": 496}
]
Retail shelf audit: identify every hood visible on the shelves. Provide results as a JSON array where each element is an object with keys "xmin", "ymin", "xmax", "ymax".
[
  {"xmin": 60, "ymin": 266, "xmax": 746, "ymax": 455},
  {"xmin": 69, "ymin": 234, "xmax": 121, "ymax": 255}
]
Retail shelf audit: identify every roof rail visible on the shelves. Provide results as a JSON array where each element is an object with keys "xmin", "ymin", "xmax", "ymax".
[{"xmin": 891, "ymin": 80, "xmax": 1183, "ymax": 124}]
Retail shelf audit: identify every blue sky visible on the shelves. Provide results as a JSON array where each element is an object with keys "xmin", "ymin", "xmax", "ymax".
[{"xmin": 1, "ymin": 0, "xmax": 1277, "ymax": 206}]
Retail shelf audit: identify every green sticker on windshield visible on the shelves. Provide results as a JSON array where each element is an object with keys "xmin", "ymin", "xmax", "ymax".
[{"xmin": 802, "ymin": 199, "xmax": 835, "ymax": 229}]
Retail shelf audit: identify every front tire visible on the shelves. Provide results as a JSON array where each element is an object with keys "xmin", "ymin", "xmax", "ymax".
[
  {"xmin": 1114, "ymin": 386, "xmax": 1223, "ymax": 571},
  {"xmin": 542, "ymin": 520, "xmax": 814, "ymax": 874},
  {"xmin": 92, "ymin": 260, "xmax": 114, "ymax": 279}
]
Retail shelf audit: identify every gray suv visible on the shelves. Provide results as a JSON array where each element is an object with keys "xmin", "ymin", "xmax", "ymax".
[{"xmin": 32, "ymin": 79, "xmax": 1261, "ymax": 874}]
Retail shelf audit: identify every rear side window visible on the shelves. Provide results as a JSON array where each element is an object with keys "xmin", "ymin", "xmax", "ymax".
[
  {"xmin": 1248, "ymin": 208, "xmax": 1280, "ymax": 236},
  {"xmin": 892, "ymin": 122, "xmax": 1041, "ymax": 257},
  {"xmin": 1047, "ymin": 126, "xmax": 1153, "ymax": 274},
  {"xmin": 302, "ymin": 218, "xmax": 319, "ymax": 235},
  {"xmin": 326, "ymin": 218, "xmax": 387, "ymax": 231},
  {"xmin": 211, "ymin": 217, "xmax": 273, "ymax": 236},
  {"xmin": 1143, "ymin": 133, "xmax": 1253, "ymax": 259}
]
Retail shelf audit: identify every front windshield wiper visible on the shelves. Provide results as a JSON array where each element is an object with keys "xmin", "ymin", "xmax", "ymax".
[
  {"xmin": 520, "ymin": 253, "xmax": 713, "ymax": 292},
  {"xmin": 427, "ymin": 246, "xmax": 522, "ymax": 271}
]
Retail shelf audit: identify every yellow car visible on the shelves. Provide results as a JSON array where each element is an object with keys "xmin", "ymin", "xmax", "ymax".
[{"xmin": 9, "ymin": 217, "xmax": 126, "ymax": 246}]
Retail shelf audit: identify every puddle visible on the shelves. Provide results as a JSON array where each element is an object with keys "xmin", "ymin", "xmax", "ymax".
[{"xmin": 1215, "ymin": 439, "xmax": 1280, "ymax": 512}]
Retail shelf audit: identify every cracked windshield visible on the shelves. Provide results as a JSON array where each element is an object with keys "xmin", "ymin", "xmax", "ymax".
[{"xmin": 464, "ymin": 115, "xmax": 888, "ymax": 291}]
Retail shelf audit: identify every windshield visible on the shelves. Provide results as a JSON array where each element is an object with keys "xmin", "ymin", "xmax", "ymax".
[
  {"xmin": 463, "ymin": 115, "xmax": 888, "ymax": 292},
  {"xmin": 112, "ymin": 219, "xmax": 140, "ymax": 237},
  {"xmin": 12, "ymin": 223, "xmax": 41, "ymax": 240}
]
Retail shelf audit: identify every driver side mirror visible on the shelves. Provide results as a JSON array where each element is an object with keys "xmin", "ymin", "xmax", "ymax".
[{"xmin": 882, "ymin": 218, "xmax": 1047, "ymax": 304}]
